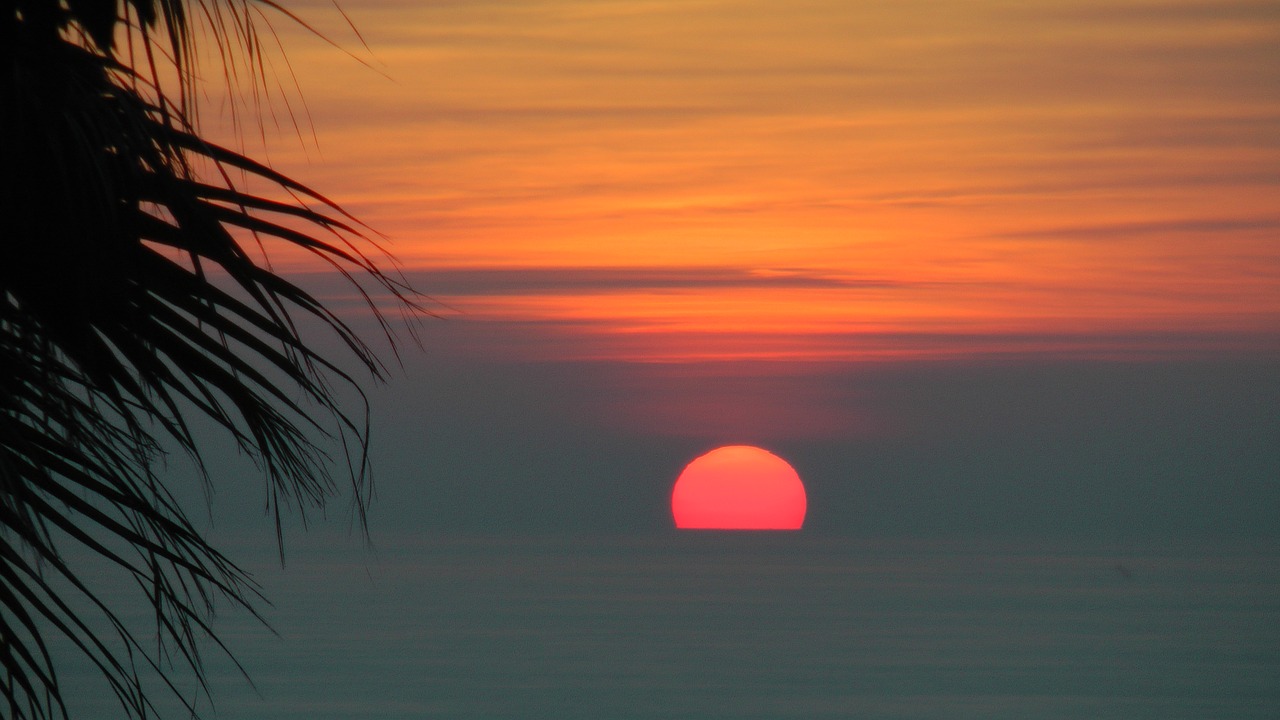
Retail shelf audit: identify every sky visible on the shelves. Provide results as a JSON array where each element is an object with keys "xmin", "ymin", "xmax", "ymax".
[{"xmin": 190, "ymin": 0, "xmax": 1279, "ymax": 543}]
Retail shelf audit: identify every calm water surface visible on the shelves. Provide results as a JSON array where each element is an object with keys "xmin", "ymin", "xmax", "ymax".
[{"xmin": 65, "ymin": 534, "xmax": 1280, "ymax": 718}]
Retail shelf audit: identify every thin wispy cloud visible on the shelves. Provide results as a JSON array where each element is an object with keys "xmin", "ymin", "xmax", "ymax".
[{"xmin": 225, "ymin": 0, "xmax": 1280, "ymax": 365}]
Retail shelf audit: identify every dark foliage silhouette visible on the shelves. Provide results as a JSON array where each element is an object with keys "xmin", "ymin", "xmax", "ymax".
[{"xmin": 1, "ymin": 1, "xmax": 415, "ymax": 717}]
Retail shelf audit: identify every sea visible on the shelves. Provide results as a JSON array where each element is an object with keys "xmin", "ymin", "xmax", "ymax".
[{"xmin": 55, "ymin": 533, "xmax": 1280, "ymax": 719}]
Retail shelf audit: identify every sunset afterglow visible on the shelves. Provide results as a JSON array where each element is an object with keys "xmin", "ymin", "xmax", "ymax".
[
  {"xmin": 29, "ymin": 2, "xmax": 1280, "ymax": 717},
  {"xmin": 207, "ymin": 0, "xmax": 1279, "ymax": 366}
]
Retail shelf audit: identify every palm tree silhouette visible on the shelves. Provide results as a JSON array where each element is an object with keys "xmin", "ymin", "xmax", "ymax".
[{"xmin": 2, "ymin": 2, "xmax": 416, "ymax": 717}]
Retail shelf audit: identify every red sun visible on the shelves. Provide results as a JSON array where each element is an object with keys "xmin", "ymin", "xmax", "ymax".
[{"xmin": 671, "ymin": 445, "xmax": 807, "ymax": 530}]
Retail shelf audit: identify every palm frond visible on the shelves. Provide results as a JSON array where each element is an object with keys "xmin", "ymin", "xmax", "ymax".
[{"xmin": 2, "ymin": 2, "xmax": 420, "ymax": 718}]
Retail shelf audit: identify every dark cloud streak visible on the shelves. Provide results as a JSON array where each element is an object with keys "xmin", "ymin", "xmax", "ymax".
[{"xmin": 400, "ymin": 266, "xmax": 907, "ymax": 296}]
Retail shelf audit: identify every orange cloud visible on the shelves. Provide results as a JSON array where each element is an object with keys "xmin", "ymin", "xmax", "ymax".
[{"xmin": 199, "ymin": 0, "xmax": 1280, "ymax": 363}]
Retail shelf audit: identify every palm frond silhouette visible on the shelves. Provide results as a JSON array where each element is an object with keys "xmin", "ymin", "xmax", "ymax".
[{"xmin": 2, "ymin": 1, "xmax": 416, "ymax": 717}]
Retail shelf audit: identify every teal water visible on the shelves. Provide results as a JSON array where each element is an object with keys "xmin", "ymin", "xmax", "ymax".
[{"xmin": 59, "ymin": 534, "xmax": 1280, "ymax": 719}]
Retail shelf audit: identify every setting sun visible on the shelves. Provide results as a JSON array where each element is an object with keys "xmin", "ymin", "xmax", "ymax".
[{"xmin": 671, "ymin": 446, "xmax": 807, "ymax": 530}]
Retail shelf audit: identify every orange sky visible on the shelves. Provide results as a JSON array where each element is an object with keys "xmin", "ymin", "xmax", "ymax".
[{"xmin": 207, "ymin": 0, "xmax": 1279, "ymax": 363}]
